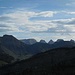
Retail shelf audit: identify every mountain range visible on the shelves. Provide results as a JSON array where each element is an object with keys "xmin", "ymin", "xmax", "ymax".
[
  {"xmin": 0, "ymin": 35, "xmax": 75, "ymax": 74},
  {"xmin": 0, "ymin": 34, "xmax": 75, "ymax": 66},
  {"xmin": 21, "ymin": 39, "xmax": 37, "ymax": 45},
  {"xmin": 21, "ymin": 39, "xmax": 54, "ymax": 44}
]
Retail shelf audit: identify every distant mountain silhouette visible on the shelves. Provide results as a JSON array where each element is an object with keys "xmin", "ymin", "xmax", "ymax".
[
  {"xmin": 48, "ymin": 40, "xmax": 54, "ymax": 44},
  {"xmin": 0, "ymin": 34, "xmax": 75, "ymax": 67},
  {"xmin": 21, "ymin": 39, "xmax": 37, "ymax": 45},
  {"xmin": 27, "ymin": 42, "xmax": 50, "ymax": 54},
  {"xmin": 70, "ymin": 39, "xmax": 75, "ymax": 43},
  {"xmin": 21, "ymin": 38, "xmax": 75, "ymax": 55},
  {"xmin": 39, "ymin": 40, "xmax": 47, "ymax": 43},
  {"xmin": 0, "ymin": 35, "xmax": 32, "ymax": 61},
  {"xmin": 56, "ymin": 39, "xmax": 64, "ymax": 42},
  {"xmin": 53, "ymin": 40, "xmax": 75, "ymax": 48},
  {"xmin": 1, "ymin": 47, "xmax": 75, "ymax": 75}
]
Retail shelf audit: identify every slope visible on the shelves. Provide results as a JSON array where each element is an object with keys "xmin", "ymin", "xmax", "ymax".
[{"xmin": 1, "ymin": 47, "xmax": 75, "ymax": 75}]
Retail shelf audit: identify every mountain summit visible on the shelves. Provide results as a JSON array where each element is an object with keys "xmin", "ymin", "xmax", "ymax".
[
  {"xmin": 39, "ymin": 40, "xmax": 47, "ymax": 43},
  {"xmin": 48, "ymin": 40, "xmax": 54, "ymax": 44},
  {"xmin": 0, "ymin": 35, "xmax": 32, "ymax": 61},
  {"xmin": 21, "ymin": 39, "xmax": 37, "ymax": 45}
]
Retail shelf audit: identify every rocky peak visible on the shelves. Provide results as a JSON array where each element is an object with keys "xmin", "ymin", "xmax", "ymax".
[
  {"xmin": 40, "ymin": 40, "xmax": 47, "ymax": 43},
  {"xmin": 56, "ymin": 39, "xmax": 64, "ymax": 42},
  {"xmin": 21, "ymin": 39, "xmax": 37, "ymax": 45},
  {"xmin": 70, "ymin": 39, "xmax": 75, "ymax": 43},
  {"xmin": 48, "ymin": 40, "xmax": 54, "ymax": 44}
]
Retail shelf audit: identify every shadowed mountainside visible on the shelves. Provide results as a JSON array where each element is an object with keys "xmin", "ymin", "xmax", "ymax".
[
  {"xmin": 0, "ymin": 35, "xmax": 32, "ymax": 61},
  {"xmin": 0, "ymin": 44, "xmax": 14, "ymax": 65},
  {"xmin": 1, "ymin": 47, "xmax": 75, "ymax": 75},
  {"xmin": 1, "ymin": 34, "xmax": 75, "ymax": 72},
  {"xmin": 0, "ymin": 35, "xmax": 75, "ymax": 62}
]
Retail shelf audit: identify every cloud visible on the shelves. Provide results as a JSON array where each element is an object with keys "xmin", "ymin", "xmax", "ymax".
[
  {"xmin": 0, "ymin": 16, "xmax": 12, "ymax": 21},
  {"xmin": 64, "ymin": 25, "xmax": 75, "ymax": 32},
  {"xmin": 36, "ymin": 11, "xmax": 57, "ymax": 17},
  {"xmin": 50, "ymin": 18, "xmax": 75, "ymax": 33},
  {"xmin": 52, "ymin": 18, "xmax": 75, "ymax": 25},
  {"xmin": 0, "ymin": 23, "xmax": 19, "ymax": 32},
  {"xmin": 32, "ymin": 18, "xmax": 75, "ymax": 34},
  {"xmin": 63, "ymin": 11, "xmax": 75, "ymax": 15},
  {"xmin": 0, "ymin": 24, "xmax": 9, "ymax": 27},
  {"xmin": 0, "ymin": 10, "xmax": 57, "ymax": 32},
  {"xmin": 0, "ymin": 28, "xmax": 10, "ymax": 32},
  {"xmin": 0, "ymin": 19, "xmax": 20, "ymax": 32},
  {"xmin": 0, "ymin": 9, "xmax": 75, "ymax": 34}
]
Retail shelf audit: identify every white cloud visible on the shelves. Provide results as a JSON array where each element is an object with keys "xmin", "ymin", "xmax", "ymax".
[
  {"xmin": 64, "ymin": 11, "xmax": 75, "ymax": 15},
  {"xmin": 52, "ymin": 18, "xmax": 75, "ymax": 25},
  {"xmin": 36, "ymin": 11, "xmax": 57, "ymax": 17},
  {"xmin": 64, "ymin": 25, "xmax": 75, "ymax": 32},
  {"xmin": 0, "ymin": 9, "xmax": 75, "ymax": 34},
  {"xmin": 51, "ymin": 34, "xmax": 72, "ymax": 41},
  {"xmin": 0, "ymin": 10, "xmax": 57, "ymax": 32}
]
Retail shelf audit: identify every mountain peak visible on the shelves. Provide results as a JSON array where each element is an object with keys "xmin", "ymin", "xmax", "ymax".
[
  {"xmin": 2, "ymin": 35, "xmax": 17, "ymax": 43},
  {"xmin": 70, "ymin": 39, "xmax": 75, "ymax": 43},
  {"xmin": 21, "ymin": 39, "xmax": 37, "ymax": 45},
  {"xmin": 56, "ymin": 39, "xmax": 64, "ymax": 42},
  {"xmin": 3, "ymin": 34, "xmax": 15, "ymax": 38},
  {"xmin": 48, "ymin": 40, "xmax": 54, "ymax": 44},
  {"xmin": 40, "ymin": 40, "xmax": 46, "ymax": 43}
]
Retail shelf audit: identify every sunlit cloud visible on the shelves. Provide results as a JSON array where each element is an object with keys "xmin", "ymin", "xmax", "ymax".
[{"xmin": 0, "ymin": 9, "xmax": 75, "ymax": 41}]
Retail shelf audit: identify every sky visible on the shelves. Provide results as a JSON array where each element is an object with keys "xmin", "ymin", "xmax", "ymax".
[{"xmin": 0, "ymin": 0, "xmax": 75, "ymax": 42}]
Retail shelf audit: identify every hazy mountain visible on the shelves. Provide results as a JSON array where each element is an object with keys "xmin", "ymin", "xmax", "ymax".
[
  {"xmin": 48, "ymin": 40, "xmax": 54, "ymax": 44},
  {"xmin": 21, "ymin": 38, "xmax": 75, "ymax": 49},
  {"xmin": 21, "ymin": 39, "xmax": 37, "ymax": 45},
  {"xmin": 1, "ymin": 47, "xmax": 75, "ymax": 75},
  {"xmin": 0, "ymin": 34, "xmax": 75, "ymax": 65},
  {"xmin": 56, "ymin": 39, "xmax": 64, "ymax": 42},
  {"xmin": 53, "ymin": 40, "xmax": 75, "ymax": 48},
  {"xmin": 1, "ymin": 35, "xmax": 75, "ymax": 56},
  {"xmin": 70, "ymin": 39, "xmax": 75, "ymax": 43},
  {"xmin": 39, "ymin": 40, "xmax": 47, "ymax": 43}
]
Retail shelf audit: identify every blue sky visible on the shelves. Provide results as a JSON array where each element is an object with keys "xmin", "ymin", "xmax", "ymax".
[{"xmin": 0, "ymin": 0, "xmax": 75, "ymax": 41}]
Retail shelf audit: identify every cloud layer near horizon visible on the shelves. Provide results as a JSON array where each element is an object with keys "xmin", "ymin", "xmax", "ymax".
[{"xmin": 0, "ymin": 9, "xmax": 75, "ymax": 34}]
